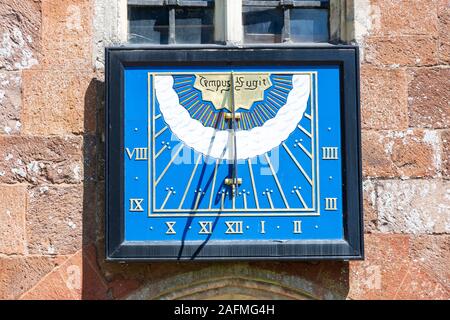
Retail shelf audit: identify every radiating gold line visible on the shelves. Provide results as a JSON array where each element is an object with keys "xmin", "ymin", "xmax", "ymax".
[
  {"xmin": 186, "ymin": 99, "xmax": 200, "ymax": 111},
  {"xmin": 297, "ymin": 141, "xmax": 312, "ymax": 159},
  {"xmin": 155, "ymin": 145, "xmax": 167, "ymax": 159},
  {"xmin": 262, "ymin": 102, "xmax": 277, "ymax": 115},
  {"xmin": 178, "ymin": 154, "xmax": 202, "ymax": 209},
  {"xmin": 155, "ymin": 144, "xmax": 184, "ymax": 186},
  {"xmin": 297, "ymin": 125, "xmax": 312, "ymax": 138},
  {"xmin": 264, "ymin": 153, "xmax": 290, "ymax": 209},
  {"xmin": 220, "ymin": 192, "xmax": 225, "ymax": 210},
  {"xmin": 304, "ymin": 113, "xmax": 312, "ymax": 120},
  {"xmin": 154, "ymin": 114, "xmax": 162, "ymax": 120},
  {"xmin": 267, "ymin": 96, "xmax": 282, "ymax": 108},
  {"xmin": 160, "ymin": 189, "xmax": 173, "ymax": 210},
  {"xmin": 155, "ymin": 126, "xmax": 168, "ymax": 139},
  {"xmin": 266, "ymin": 192, "xmax": 274, "ymax": 209},
  {"xmin": 247, "ymin": 158, "xmax": 259, "ymax": 209},
  {"xmin": 243, "ymin": 192, "xmax": 247, "ymax": 209},
  {"xmin": 177, "ymin": 87, "xmax": 193, "ymax": 95},
  {"xmin": 191, "ymin": 103, "xmax": 205, "ymax": 117},
  {"xmin": 193, "ymin": 190, "xmax": 202, "ymax": 211},
  {"xmin": 295, "ymin": 189, "xmax": 308, "ymax": 208},
  {"xmin": 232, "ymin": 191, "xmax": 236, "ymax": 209},
  {"xmin": 208, "ymin": 159, "xmax": 220, "ymax": 209},
  {"xmin": 180, "ymin": 92, "xmax": 197, "ymax": 104},
  {"xmin": 282, "ymin": 142, "xmax": 313, "ymax": 185}
]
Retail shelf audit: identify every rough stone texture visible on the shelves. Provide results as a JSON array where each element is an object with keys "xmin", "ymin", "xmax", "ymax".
[
  {"xmin": 369, "ymin": 0, "xmax": 438, "ymax": 37},
  {"xmin": 376, "ymin": 180, "xmax": 450, "ymax": 234},
  {"xmin": 408, "ymin": 67, "xmax": 450, "ymax": 129},
  {"xmin": 0, "ymin": 135, "xmax": 84, "ymax": 185},
  {"xmin": 362, "ymin": 130, "xmax": 439, "ymax": 178},
  {"xmin": 364, "ymin": 36, "xmax": 438, "ymax": 66},
  {"xmin": 0, "ymin": 184, "xmax": 27, "ymax": 255},
  {"xmin": 41, "ymin": 0, "xmax": 93, "ymax": 70},
  {"xmin": 0, "ymin": 71, "xmax": 22, "ymax": 134},
  {"xmin": 22, "ymin": 70, "xmax": 97, "ymax": 135},
  {"xmin": 26, "ymin": 184, "xmax": 84, "ymax": 255},
  {"xmin": 20, "ymin": 246, "xmax": 110, "ymax": 300},
  {"xmin": 362, "ymin": 179, "xmax": 378, "ymax": 233},
  {"xmin": 0, "ymin": 0, "xmax": 449, "ymax": 301},
  {"xmin": 126, "ymin": 262, "xmax": 348, "ymax": 300},
  {"xmin": 0, "ymin": 256, "xmax": 63, "ymax": 299},
  {"xmin": 0, "ymin": 0, "xmax": 40, "ymax": 71},
  {"xmin": 442, "ymin": 130, "xmax": 450, "ymax": 178},
  {"xmin": 349, "ymin": 234, "xmax": 449, "ymax": 299},
  {"xmin": 438, "ymin": 0, "xmax": 450, "ymax": 63},
  {"xmin": 360, "ymin": 65, "xmax": 408, "ymax": 129},
  {"xmin": 410, "ymin": 235, "xmax": 450, "ymax": 291}
]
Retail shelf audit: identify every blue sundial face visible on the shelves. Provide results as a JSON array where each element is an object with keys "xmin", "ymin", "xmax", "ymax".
[{"xmin": 124, "ymin": 66, "xmax": 344, "ymax": 242}]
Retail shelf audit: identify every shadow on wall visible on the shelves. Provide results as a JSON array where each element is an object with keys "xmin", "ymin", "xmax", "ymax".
[{"xmin": 80, "ymin": 78, "xmax": 350, "ymax": 300}]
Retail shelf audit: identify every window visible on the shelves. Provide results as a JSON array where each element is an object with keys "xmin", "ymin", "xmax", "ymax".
[
  {"xmin": 128, "ymin": 0, "xmax": 215, "ymax": 44},
  {"xmin": 243, "ymin": 0, "xmax": 329, "ymax": 43},
  {"xmin": 126, "ymin": 0, "xmax": 344, "ymax": 45}
]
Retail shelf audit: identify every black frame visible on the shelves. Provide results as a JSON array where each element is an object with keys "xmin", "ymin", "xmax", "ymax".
[{"xmin": 105, "ymin": 45, "xmax": 363, "ymax": 261}]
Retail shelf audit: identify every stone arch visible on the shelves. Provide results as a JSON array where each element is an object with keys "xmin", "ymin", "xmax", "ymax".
[{"xmin": 125, "ymin": 264, "xmax": 346, "ymax": 300}]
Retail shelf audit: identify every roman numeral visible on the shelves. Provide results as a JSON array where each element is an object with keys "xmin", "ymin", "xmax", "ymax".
[
  {"xmin": 125, "ymin": 147, "xmax": 148, "ymax": 160},
  {"xmin": 260, "ymin": 220, "xmax": 266, "ymax": 234},
  {"xmin": 165, "ymin": 221, "xmax": 176, "ymax": 235},
  {"xmin": 225, "ymin": 221, "xmax": 243, "ymax": 234},
  {"xmin": 129, "ymin": 198, "xmax": 144, "ymax": 212},
  {"xmin": 325, "ymin": 197, "xmax": 338, "ymax": 211},
  {"xmin": 293, "ymin": 221, "xmax": 302, "ymax": 234},
  {"xmin": 199, "ymin": 221, "xmax": 212, "ymax": 234},
  {"xmin": 322, "ymin": 147, "xmax": 338, "ymax": 160}
]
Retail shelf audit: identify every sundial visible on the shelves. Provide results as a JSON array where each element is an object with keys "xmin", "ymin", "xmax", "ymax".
[{"xmin": 106, "ymin": 47, "xmax": 364, "ymax": 260}]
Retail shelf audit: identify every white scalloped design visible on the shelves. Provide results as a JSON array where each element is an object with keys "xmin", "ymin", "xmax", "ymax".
[{"xmin": 154, "ymin": 74, "xmax": 310, "ymax": 160}]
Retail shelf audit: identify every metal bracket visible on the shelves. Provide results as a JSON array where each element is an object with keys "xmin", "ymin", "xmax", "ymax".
[
  {"xmin": 224, "ymin": 178, "xmax": 243, "ymax": 186},
  {"xmin": 224, "ymin": 112, "xmax": 241, "ymax": 121}
]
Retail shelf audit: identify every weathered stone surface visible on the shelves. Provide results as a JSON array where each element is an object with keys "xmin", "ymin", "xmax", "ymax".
[
  {"xmin": 0, "ymin": 135, "xmax": 84, "ymax": 185},
  {"xmin": 21, "ymin": 246, "xmax": 109, "ymax": 300},
  {"xmin": 41, "ymin": 0, "xmax": 93, "ymax": 70},
  {"xmin": 349, "ymin": 234, "xmax": 449, "ymax": 299},
  {"xmin": 27, "ymin": 184, "xmax": 83, "ymax": 255},
  {"xmin": 360, "ymin": 65, "xmax": 408, "ymax": 129},
  {"xmin": 393, "ymin": 263, "xmax": 449, "ymax": 299},
  {"xmin": 0, "ymin": 184, "xmax": 27, "ymax": 255},
  {"xmin": 438, "ymin": 0, "xmax": 450, "ymax": 63},
  {"xmin": 349, "ymin": 234, "xmax": 411, "ymax": 299},
  {"xmin": 408, "ymin": 67, "xmax": 450, "ymax": 129},
  {"xmin": 80, "ymin": 245, "xmax": 109, "ymax": 300},
  {"xmin": 0, "ymin": 0, "xmax": 40, "ymax": 70},
  {"xmin": 22, "ymin": 70, "xmax": 97, "ymax": 135},
  {"xmin": 365, "ymin": 36, "xmax": 438, "ymax": 66},
  {"xmin": 363, "ymin": 180, "xmax": 377, "ymax": 233},
  {"xmin": 0, "ymin": 71, "xmax": 22, "ymax": 134},
  {"xmin": 410, "ymin": 235, "xmax": 450, "ymax": 290},
  {"xmin": 369, "ymin": 0, "xmax": 438, "ymax": 37},
  {"xmin": 0, "ymin": 256, "xmax": 61, "ymax": 299},
  {"xmin": 127, "ymin": 263, "xmax": 347, "ymax": 300},
  {"xmin": 109, "ymin": 277, "xmax": 141, "ymax": 300},
  {"xmin": 442, "ymin": 130, "xmax": 450, "ymax": 178},
  {"xmin": 376, "ymin": 180, "xmax": 450, "ymax": 234},
  {"xmin": 362, "ymin": 130, "xmax": 439, "ymax": 178}
]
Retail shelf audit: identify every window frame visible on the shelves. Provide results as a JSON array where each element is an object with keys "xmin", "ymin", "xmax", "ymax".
[
  {"xmin": 125, "ymin": 0, "xmax": 354, "ymax": 45},
  {"xmin": 128, "ymin": 0, "xmax": 215, "ymax": 44},
  {"xmin": 242, "ymin": 0, "xmax": 330, "ymax": 43}
]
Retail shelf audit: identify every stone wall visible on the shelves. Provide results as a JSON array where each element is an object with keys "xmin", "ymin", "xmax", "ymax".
[{"xmin": 0, "ymin": 0, "xmax": 448, "ymax": 300}]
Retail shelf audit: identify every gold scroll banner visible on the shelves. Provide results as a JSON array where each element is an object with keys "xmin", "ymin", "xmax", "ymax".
[{"xmin": 193, "ymin": 73, "xmax": 272, "ymax": 112}]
